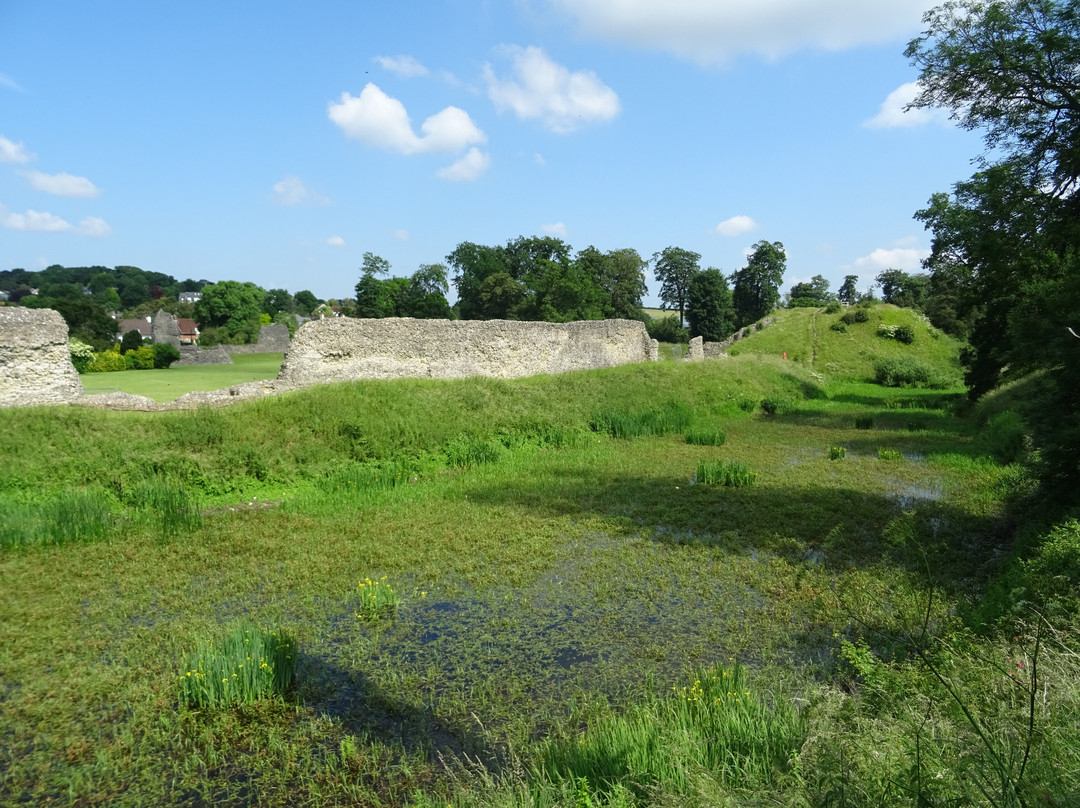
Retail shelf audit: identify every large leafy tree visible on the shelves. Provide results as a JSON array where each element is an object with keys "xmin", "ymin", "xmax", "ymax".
[
  {"xmin": 686, "ymin": 268, "xmax": 736, "ymax": 342},
  {"xmin": 910, "ymin": 0, "xmax": 1080, "ymax": 490},
  {"xmin": 838, "ymin": 274, "xmax": 860, "ymax": 304},
  {"xmin": 651, "ymin": 247, "xmax": 701, "ymax": 324},
  {"xmin": 731, "ymin": 240, "xmax": 785, "ymax": 328},
  {"xmin": 194, "ymin": 281, "xmax": 267, "ymax": 341}
]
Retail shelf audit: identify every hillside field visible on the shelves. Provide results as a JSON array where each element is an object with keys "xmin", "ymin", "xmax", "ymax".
[{"xmin": 2, "ymin": 305, "xmax": 1076, "ymax": 808}]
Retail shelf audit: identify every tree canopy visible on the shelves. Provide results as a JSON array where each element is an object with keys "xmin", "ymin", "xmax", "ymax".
[
  {"xmin": 731, "ymin": 240, "xmax": 785, "ymax": 327},
  {"xmin": 686, "ymin": 268, "xmax": 736, "ymax": 342},
  {"xmin": 651, "ymin": 247, "xmax": 701, "ymax": 325}
]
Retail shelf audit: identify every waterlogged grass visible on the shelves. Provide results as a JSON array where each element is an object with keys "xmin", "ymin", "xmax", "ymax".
[
  {"xmin": 1, "ymin": 357, "xmax": 1072, "ymax": 806},
  {"xmin": 0, "ymin": 488, "xmax": 112, "ymax": 548},
  {"xmin": 696, "ymin": 459, "xmax": 757, "ymax": 487}
]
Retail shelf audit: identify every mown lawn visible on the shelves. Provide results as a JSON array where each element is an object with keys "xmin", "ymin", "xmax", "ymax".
[{"xmin": 80, "ymin": 352, "xmax": 285, "ymax": 401}]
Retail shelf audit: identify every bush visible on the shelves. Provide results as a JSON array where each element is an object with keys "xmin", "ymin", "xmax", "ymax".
[
  {"xmin": 129, "ymin": 345, "xmax": 156, "ymax": 370},
  {"xmin": 1023, "ymin": 519, "xmax": 1080, "ymax": 610},
  {"xmin": 120, "ymin": 328, "xmax": 145, "ymax": 354},
  {"xmin": 825, "ymin": 300, "xmax": 842, "ymax": 314},
  {"xmin": 153, "ymin": 342, "xmax": 181, "ymax": 368},
  {"xmin": 760, "ymin": 395, "xmax": 798, "ymax": 415},
  {"xmin": 840, "ymin": 309, "xmax": 869, "ymax": 325},
  {"xmin": 873, "ymin": 356, "xmax": 951, "ymax": 389},
  {"xmin": 829, "ymin": 321, "xmax": 847, "ymax": 333},
  {"xmin": 894, "ymin": 325, "xmax": 915, "ymax": 344},
  {"xmin": 982, "ymin": 410, "xmax": 1028, "ymax": 464},
  {"xmin": 86, "ymin": 349, "xmax": 128, "ymax": 373},
  {"xmin": 68, "ymin": 338, "xmax": 95, "ymax": 373},
  {"xmin": 646, "ymin": 315, "xmax": 687, "ymax": 343}
]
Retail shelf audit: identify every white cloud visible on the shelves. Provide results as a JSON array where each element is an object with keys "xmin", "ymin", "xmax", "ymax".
[
  {"xmin": 375, "ymin": 55, "xmax": 429, "ymax": 78},
  {"xmin": 436, "ymin": 148, "xmax": 491, "ymax": 181},
  {"xmin": 19, "ymin": 169, "xmax": 100, "ymax": 197},
  {"xmin": 77, "ymin": 216, "xmax": 112, "ymax": 237},
  {"xmin": 550, "ymin": 0, "xmax": 935, "ymax": 64},
  {"xmin": 864, "ymin": 81, "xmax": 950, "ymax": 129},
  {"xmin": 1, "ymin": 207, "xmax": 73, "ymax": 232},
  {"xmin": 328, "ymin": 83, "xmax": 486, "ymax": 155},
  {"xmin": 534, "ymin": 152, "xmax": 546, "ymax": 165},
  {"xmin": 0, "ymin": 135, "xmax": 34, "ymax": 164},
  {"xmin": 484, "ymin": 46, "xmax": 620, "ymax": 134},
  {"xmin": 852, "ymin": 245, "xmax": 929, "ymax": 272},
  {"xmin": 272, "ymin": 174, "xmax": 330, "ymax": 206},
  {"xmin": 0, "ymin": 74, "xmax": 22, "ymax": 92},
  {"xmin": 326, "ymin": 235, "xmax": 346, "ymax": 247},
  {"xmin": 394, "ymin": 229, "xmax": 410, "ymax": 241},
  {"xmin": 541, "ymin": 222, "xmax": 569, "ymax": 238},
  {"xmin": 0, "ymin": 205, "xmax": 110, "ymax": 236},
  {"xmin": 715, "ymin": 215, "xmax": 757, "ymax": 237}
]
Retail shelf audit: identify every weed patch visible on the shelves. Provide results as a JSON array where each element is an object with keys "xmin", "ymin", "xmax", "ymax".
[
  {"xmin": 696, "ymin": 460, "xmax": 757, "ymax": 487},
  {"xmin": 179, "ymin": 625, "xmax": 296, "ymax": 709}
]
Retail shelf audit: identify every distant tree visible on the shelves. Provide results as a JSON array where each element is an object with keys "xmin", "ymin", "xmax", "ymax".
[
  {"xmin": 875, "ymin": 269, "xmax": 929, "ymax": 309},
  {"xmin": 686, "ymin": 268, "xmax": 736, "ymax": 342},
  {"xmin": 838, "ymin": 274, "xmax": 859, "ymax": 304},
  {"xmin": 45, "ymin": 297, "xmax": 118, "ymax": 351},
  {"xmin": 788, "ymin": 274, "xmax": 833, "ymax": 307},
  {"xmin": 194, "ymin": 281, "xmax": 267, "ymax": 342},
  {"xmin": 731, "ymin": 240, "xmax": 785, "ymax": 327},
  {"xmin": 264, "ymin": 288, "xmax": 294, "ymax": 316},
  {"xmin": 652, "ymin": 247, "xmax": 701, "ymax": 325},
  {"xmin": 362, "ymin": 252, "xmax": 391, "ymax": 277},
  {"xmin": 403, "ymin": 264, "xmax": 452, "ymax": 318},
  {"xmin": 120, "ymin": 329, "xmax": 145, "ymax": 354},
  {"xmin": 577, "ymin": 246, "xmax": 648, "ymax": 320},
  {"xmin": 293, "ymin": 290, "xmax": 319, "ymax": 316},
  {"xmin": 355, "ymin": 271, "xmax": 393, "ymax": 318}
]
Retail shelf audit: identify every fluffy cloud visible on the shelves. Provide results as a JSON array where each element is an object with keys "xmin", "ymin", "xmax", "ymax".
[
  {"xmin": 328, "ymin": 84, "xmax": 486, "ymax": 155},
  {"xmin": 852, "ymin": 245, "xmax": 929, "ymax": 272},
  {"xmin": 541, "ymin": 222, "xmax": 569, "ymax": 238},
  {"xmin": 272, "ymin": 174, "xmax": 330, "ymax": 206},
  {"xmin": 549, "ymin": 0, "xmax": 936, "ymax": 64},
  {"xmin": 484, "ymin": 46, "xmax": 620, "ymax": 134},
  {"xmin": 19, "ymin": 169, "xmax": 100, "ymax": 197},
  {"xmin": 0, "ymin": 206, "xmax": 110, "ymax": 236},
  {"xmin": 715, "ymin": 215, "xmax": 757, "ymax": 236},
  {"xmin": 326, "ymin": 235, "xmax": 346, "ymax": 247},
  {"xmin": 375, "ymin": 55, "xmax": 429, "ymax": 78},
  {"xmin": 436, "ymin": 148, "xmax": 491, "ymax": 181},
  {"xmin": 0, "ymin": 135, "xmax": 33, "ymax": 164},
  {"xmin": 863, "ymin": 81, "xmax": 951, "ymax": 129},
  {"xmin": 394, "ymin": 229, "xmax": 410, "ymax": 241}
]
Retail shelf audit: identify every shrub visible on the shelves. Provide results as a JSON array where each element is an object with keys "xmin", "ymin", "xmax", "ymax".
[
  {"xmin": 684, "ymin": 428, "xmax": 726, "ymax": 446},
  {"xmin": 1023, "ymin": 519, "xmax": 1080, "ymax": 609},
  {"xmin": 120, "ymin": 328, "xmax": 145, "ymax": 354},
  {"xmin": 982, "ymin": 410, "xmax": 1028, "ymax": 464},
  {"xmin": 129, "ymin": 345, "xmax": 156, "ymax": 370},
  {"xmin": 760, "ymin": 396, "xmax": 798, "ymax": 415},
  {"xmin": 873, "ymin": 356, "xmax": 950, "ymax": 389},
  {"xmin": 829, "ymin": 321, "xmax": 847, "ymax": 333},
  {"xmin": 68, "ymin": 338, "xmax": 95, "ymax": 373},
  {"xmin": 86, "ymin": 349, "xmax": 128, "ymax": 373},
  {"xmin": 894, "ymin": 325, "xmax": 915, "ymax": 344},
  {"xmin": 355, "ymin": 576, "xmax": 399, "ymax": 621},
  {"xmin": 696, "ymin": 460, "xmax": 756, "ymax": 487},
  {"xmin": 877, "ymin": 324, "xmax": 898, "ymax": 339},
  {"xmin": 153, "ymin": 342, "xmax": 181, "ymax": 368},
  {"xmin": 841, "ymin": 309, "xmax": 869, "ymax": 325},
  {"xmin": 824, "ymin": 300, "xmax": 843, "ymax": 314},
  {"xmin": 178, "ymin": 625, "xmax": 296, "ymax": 709},
  {"xmin": 645, "ymin": 315, "xmax": 687, "ymax": 343}
]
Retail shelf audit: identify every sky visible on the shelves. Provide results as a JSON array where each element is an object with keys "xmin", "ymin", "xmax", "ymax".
[{"xmin": 0, "ymin": 0, "xmax": 984, "ymax": 306}]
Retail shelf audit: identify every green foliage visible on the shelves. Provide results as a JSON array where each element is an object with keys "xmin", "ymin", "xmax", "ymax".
[
  {"xmin": 878, "ymin": 448, "xmax": 903, "ymax": 461},
  {"xmin": 68, "ymin": 338, "xmax": 95, "ymax": 373},
  {"xmin": 1023, "ymin": 520, "xmax": 1080, "ymax": 611},
  {"xmin": 732, "ymin": 240, "xmax": 785, "ymax": 328},
  {"xmin": 152, "ymin": 342, "xmax": 180, "ymax": 368},
  {"xmin": 645, "ymin": 314, "xmax": 687, "ymax": 343},
  {"xmin": 696, "ymin": 459, "xmax": 757, "ymax": 486},
  {"xmin": 855, "ymin": 416, "xmax": 874, "ymax": 429},
  {"xmin": 982, "ymin": 410, "xmax": 1028, "ymax": 464},
  {"xmin": 841, "ymin": 308, "xmax": 869, "ymax": 325},
  {"xmin": 120, "ymin": 328, "xmax": 145, "ymax": 354},
  {"xmin": 894, "ymin": 324, "xmax": 915, "ymax": 344},
  {"xmin": 829, "ymin": 446, "xmax": 846, "ymax": 460},
  {"xmin": 825, "ymin": 300, "xmax": 843, "ymax": 314},
  {"xmin": 178, "ymin": 625, "xmax": 296, "ymax": 709},
  {"xmin": 0, "ymin": 489, "xmax": 112, "ymax": 548},
  {"xmin": 652, "ymin": 246, "xmax": 701, "ymax": 324},
  {"xmin": 760, "ymin": 395, "xmax": 798, "ymax": 415},
  {"xmin": 445, "ymin": 435, "xmax": 505, "ymax": 467},
  {"xmin": 355, "ymin": 576, "xmax": 399, "ymax": 622},
  {"xmin": 591, "ymin": 403, "xmax": 691, "ymax": 439},
  {"xmin": 194, "ymin": 280, "xmax": 267, "ymax": 342},
  {"xmin": 320, "ymin": 462, "xmax": 415, "ymax": 494},
  {"xmin": 829, "ymin": 321, "xmax": 847, "ymax": 333},
  {"xmin": 86, "ymin": 348, "xmax": 128, "ymax": 373},
  {"xmin": 124, "ymin": 478, "xmax": 201, "ymax": 536},
  {"xmin": 684, "ymin": 428, "xmax": 726, "ymax": 446},
  {"xmin": 128, "ymin": 345, "xmax": 156, "ymax": 370},
  {"xmin": 873, "ymin": 356, "xmax": 952, "ymax": 389},
  {"xmin": 686, "ymin": 267, "xmax": 736, "ymax": 342}
]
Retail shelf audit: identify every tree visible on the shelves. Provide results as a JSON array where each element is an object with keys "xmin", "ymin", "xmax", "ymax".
[
  {"xmin": 788, "ymin": 274, "xmax": 833, "ymax": 307},
  {"xmin": 875, "ymin": 269, "xmax": 928, "ymax": 310},
  {"xmin": 120, "ymin": 329, "xmax": 145, "ymax": 354},
  {"xmin": 264, "ymin": 288, "xmax": 294, "ymax": 316},
  {"xmin": 355, "ymin": 271, "xmax": 393, "ymax": 318},
  {"xmin": 686, "ymin": 268, "xmax": 736, "ymax": 342},
  {"xmin": 194, "ymin": 281, "xmax": 267, "ymax": 342},
  {"xmin": 838, "ymin": 274, "xmax": 859, "ymax": 304},
  {"xmin": 362, "ymin": 252, "xmax": 391, "ymax": 277},
  {"xmin": 579, "ymin": 247, "xmax": 648, "ymax": 320},
  {"xmin": 651, "ymin": 247, "xmax": 701, "ymax": 324},
  {"xmin": 404, "ymin": 264, "xmax": 452, "ymax": 318},
  {"xmin": 293, "ymin": 290, "xmax": 319, "ymax": 316},
  {"xmin": 731, "ymin": 240, "xmax": 785, "ymax": 327}
]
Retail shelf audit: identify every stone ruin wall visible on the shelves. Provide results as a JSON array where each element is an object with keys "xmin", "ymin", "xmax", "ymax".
[
  {"xmin": 225, "ymin": 323, "xmax": 291, "ymax": 354},
  {"xmin": 703, "ymin": 317, "xmax": 776, "ymax": 358},
  {"xmin": 0, "ymin": 307, "xmax": 83, "ymax": 408},
  {"xmin": 278, "ymin": 317, "xmax": 658, "ymax": 386}
]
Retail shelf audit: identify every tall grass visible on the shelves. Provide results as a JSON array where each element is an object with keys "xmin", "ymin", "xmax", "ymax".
[
  {"xmin": 591, "ymin": 402, "xmax": 691, "ymax": 439},
  {"xmin": 0, "ymin": 489, "xmax": 112, "ymax": 548},
  {"xmin": 696, "ymin": 460, "xmax": 757, "ymax": 487},
  {"xmin": 178, "ymin": 624, "xmax": 296, "ymax": 709},
  {"xmin": 126, "ymin": 478, "xmax": 202, "ymax": 535}
]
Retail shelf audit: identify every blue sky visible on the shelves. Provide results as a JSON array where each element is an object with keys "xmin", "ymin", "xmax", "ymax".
[{"xmin": 1, "ymin": 0, "xmax": 982, "ymax": 306}]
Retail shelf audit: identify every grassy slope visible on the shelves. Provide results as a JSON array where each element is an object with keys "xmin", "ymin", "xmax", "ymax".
[
  {"xmin": 80, "ymin": 353, "xmax": 285, "ymax": 402},
  {"xmin": 2, "ymin": 315, "xmax": 1073, "ymax": 807}
]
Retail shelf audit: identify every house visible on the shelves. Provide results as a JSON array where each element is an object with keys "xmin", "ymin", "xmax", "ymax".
[
  {"xmin": 176, "ymin": 318, "xmax": 200, "ymax": 344},
  {"xmin": 179, "ymin": 292, "xmax": 202, "ymax": 304},
  {"xmin": 117, "ymin": 317, "xmax": 152, "ymax": 341}
]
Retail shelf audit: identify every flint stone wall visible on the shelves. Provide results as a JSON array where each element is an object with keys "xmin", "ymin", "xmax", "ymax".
[
  {"xmin": 279, "ymin": 317, "xmax": 656, "ymax": 386},
  {"xmin": 225, "ymin": 323, "xmax": 291, "ymax": 354},
  {"xmin": 684, "ymin": 336, "xmax": 704, "ymax": 362},
  {"xmin": 151, "ymin": 309, "xmax": 182, "ymax": 349},
  {"xmin": 0, "ymin": 307, "xmax": 83, "ymax": 408},
  {"xmin": 175, "ymin": 345, "xmax": 234, "ymax": 366}
]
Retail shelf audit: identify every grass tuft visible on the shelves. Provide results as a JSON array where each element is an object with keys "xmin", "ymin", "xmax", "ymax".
[
  {"xmin": 684, "ymin": 428, "xmax": 727, "ymax": 446},
  {"xmin": 696, "ymin": 460, "xmax": 757, "ymax": 487},
  {"xmin": 178, "ymin": 624, "xmax": 296, "ymax": 709}
]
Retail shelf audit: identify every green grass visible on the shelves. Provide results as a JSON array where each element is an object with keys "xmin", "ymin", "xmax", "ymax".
[
  {"xmin": 178, "ymin": 624, "xmax": 297, "ymax": 709},
  {"xmin": 80, "ymin": 352, "xmax": 285, "ymax": 401},
  {"xmin": 2, "ymin": 324, "xmax": 1076, "ymax": 807}
]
